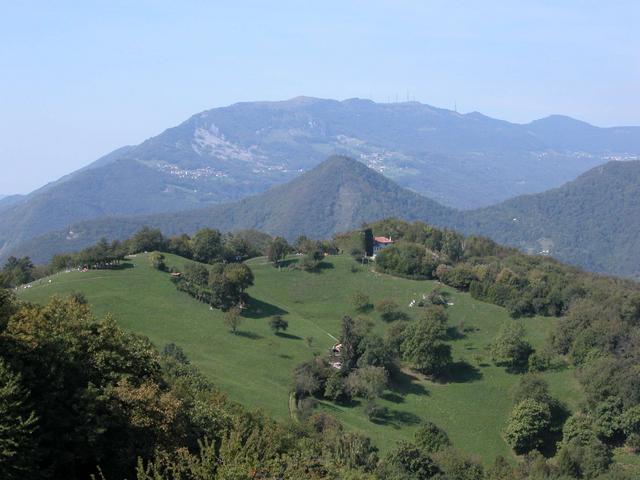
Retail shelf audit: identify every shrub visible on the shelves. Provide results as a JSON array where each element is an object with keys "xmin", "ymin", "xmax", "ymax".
[
  {"xmin": 223, "ymin": 307, "xmax": 242, "ymax": 334},
  {"xmin": 374, "ymin": 299, "xmax": 403, "ymax": 322},
  {"xmin": 148, "ymin": 252, "xmax": 166, "ymax": 271},
  {"xmin": 269, "ymin": 315, "xmax": 289, "ymax": 334},
  {"xmin": 350, "ymin": 291, "xmax": 372, "ymax": 312},
  {"xmin": 414, "ymin": 421, "xmax": 451, "ymax": 453}
]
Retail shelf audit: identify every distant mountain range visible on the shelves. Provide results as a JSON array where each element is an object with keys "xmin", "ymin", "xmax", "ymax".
[
  {"xmin": 9, "ymin": 156, "xmax": 640, "ymax": 280},
  {"xmin": 2, "ymin": 97, "xmax": 639, "ymax": 263},
  {"xmin": 12, "ymin": 157, "xmax": 454, "ymax": 261}
]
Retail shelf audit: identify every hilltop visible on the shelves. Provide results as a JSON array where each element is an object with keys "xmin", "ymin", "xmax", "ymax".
[
  {"xmin": 2, "ymin": 96, "xmax": 639, "ymax": 261},
  {"xmin": 18, "ymin": 251, "xmax": 580, "ymax": 462},
  {"xmin": 11, "ymin": 156, "xmax": 455, "ymax": 262}
]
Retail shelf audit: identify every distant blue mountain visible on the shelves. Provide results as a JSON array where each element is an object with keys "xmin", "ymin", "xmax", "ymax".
[{"xmin": 1, "ymin": 97, "xmax": 638, "ymax": 261}]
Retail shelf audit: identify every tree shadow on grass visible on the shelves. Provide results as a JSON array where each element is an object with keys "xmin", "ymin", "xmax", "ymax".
[
  {"xmin": 446, "ymin": 326, "xmax": 466, "ymax": 340},
  {"xmin": 381, "ymin": 311, "xmax": 410, "ymax": 323},
  {"xmin": 243, "ymin": 297, "xmax": 288, "ymax": 319},
  {"xmin": 539, "ymin": 401, "xmax": 572, "ymax": 458},
  {"xmin": 446, "ymin": 361, "xmax": 483, "ymax": 383},
  {"xmin": 275, "ymin": 332, "xmax": 302, "ymax": 340},
  {"xmin": 315, "ymin": 261, "xmax": 335, "ymax": 272},
  {"xmin": 380, "ymin": 392, "xmax": 404, "ymax": 403},
  {"xmin": 371, "ymin": 408, "xmax": 422, "ymax": 429},
  {"xmin": 317, "ymin": 399, "xmax": 355, "ymax": 412},
  {"xmin": 298, "ymin": 261, "xmax": 335, "ymax": 274},
  {"xmin": 545, "ymin": 360, "xmax": 570, "ymax": 373},
  {"xmin": 390, "ymin": 370, "xmax": 429, "ymax": 397},
  {"xmin": 234, "ymin": 331, "xmax": 263, "ymax": 340},
  {"xmin": 115, "ymin": 262, "xmax": 135, "ymax": 270}
]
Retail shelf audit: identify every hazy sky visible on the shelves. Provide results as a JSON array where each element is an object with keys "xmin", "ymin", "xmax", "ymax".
[{"xmin": 1, "ymin": 1, "xmax": 638, "ymax": 194}]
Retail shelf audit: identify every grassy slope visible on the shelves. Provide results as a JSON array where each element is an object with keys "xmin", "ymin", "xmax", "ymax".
[{"xmin": 19, "ymin": 253, "xmax": 582, "ymax": 461}]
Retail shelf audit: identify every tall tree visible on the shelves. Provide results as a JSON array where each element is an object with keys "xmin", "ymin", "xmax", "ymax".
[
  {"xmin": 0, "ymin": 257, "xmax": 34, "ymax": 288},
  {"xmin": 0, "ymin": 359, "xmax": 37, "ymax": 480},
  {"xmin": 441, "ymin": 230, "xmax": 463, "ymax": 262},
  {"xmin": 130, "ymin": 226, "xmax": 165, "ymax": 253},
  {"xmin": 267, "ymin": 237, "xmax": 289, "ymax": 267},
  {"xmin": 340, "ymin": 315, "xmax": 361, "ymax": 373},
  {"xmin": 363, "ymin": 228, "xmax": 374, "ymax": 257},
  {"xmin": 223, "ymin": 307, "xmax": 242, "ymax": 334},
  {"xmin": 503, "ymin": 399, "xmax": 551, "ymax": 454},
  {"xmin": 490, "ymin": 322, "xmax": 533, "ymax": 372},
  {"xmin": 190, "ymin": 228, "xmax": 223, "ymax": 264},
  {"xmin": 401, "ymin": 315, "xmax": 452, "ymax": 377},
  {"xmin": 345, "ymin": 366, "xmax": 388, "ymax": 401}
]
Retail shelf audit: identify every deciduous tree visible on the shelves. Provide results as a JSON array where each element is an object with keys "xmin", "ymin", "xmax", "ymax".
[
  {"xmin": 223, "ymin": 307, "xmax": 242, "ymax": 334},
  {"xmin": 267, "ymin": 237, "xmax": 289, "ymax": 267},
  {"xmin": 401, "ymin": 316, "xmax": 452, "ymax": 377},
  {"xmin": 503, "ymin": 399, "xmax": 551, "ymax": 454},
  {"xmin": 490, "ymin": 322, "xmax": 533, "ymax": 372}
]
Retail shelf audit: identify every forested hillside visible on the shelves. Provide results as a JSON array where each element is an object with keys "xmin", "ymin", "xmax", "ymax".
[{"xmin": 457, "ymin": 160, "xmax": 640, "ymax": 278}]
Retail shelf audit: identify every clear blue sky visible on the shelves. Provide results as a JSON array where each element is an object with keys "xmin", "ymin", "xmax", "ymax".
[{"xmin": 1, "ymin": 1, "xmax": 638, "ymax": 194}]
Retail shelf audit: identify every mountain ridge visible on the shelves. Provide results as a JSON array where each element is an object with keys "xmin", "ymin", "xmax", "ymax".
[
  {"xmin": 1, "ymin": 97, "xmax": 639, "ymax": 262},
  {"xmin": 6, "ymin": 156, "xmax": 455, "ymax": 261}
]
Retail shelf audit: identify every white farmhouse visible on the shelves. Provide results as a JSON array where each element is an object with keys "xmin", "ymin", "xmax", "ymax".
[{"xmin": 372, "ymin": 236, "xmax": 393, "ymax": 255}]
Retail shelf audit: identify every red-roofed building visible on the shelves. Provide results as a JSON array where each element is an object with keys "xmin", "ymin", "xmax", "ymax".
[{"xmin": 373, "ymin": 236, "xmax": 393, "ymax": 255}]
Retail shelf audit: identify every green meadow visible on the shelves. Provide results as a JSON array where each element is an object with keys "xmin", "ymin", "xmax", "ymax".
[{"xmin": 20, "ymin": 253, "xmax": 582, "ymax": 462}]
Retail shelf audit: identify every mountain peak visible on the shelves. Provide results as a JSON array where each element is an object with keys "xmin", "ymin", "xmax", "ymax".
[
  {"xmin": 314, "ymin": 154, "xmax": 366, "ymax": 170},
  {"xmin": 529, "ymin": 114, "xmax": 594, "ymax": 129},
  {"xmin": 12, "ymin": 156, "xmax": 456, "ymax": 261}
]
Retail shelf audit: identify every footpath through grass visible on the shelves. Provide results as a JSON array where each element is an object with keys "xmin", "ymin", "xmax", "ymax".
[{"xmin": 20, "ymin": 253, "xmax": 582, "ymax": 461}]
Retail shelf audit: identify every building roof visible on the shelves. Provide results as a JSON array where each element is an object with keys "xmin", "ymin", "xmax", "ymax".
[{"xmin": 374, "ymin": 236, "xmax": 393, "ymax": 244}]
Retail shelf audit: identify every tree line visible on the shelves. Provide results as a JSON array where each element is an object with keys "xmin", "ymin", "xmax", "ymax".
[{"xmin": 1, "ymin": 226, "xmax": 345, "ymax": 290}]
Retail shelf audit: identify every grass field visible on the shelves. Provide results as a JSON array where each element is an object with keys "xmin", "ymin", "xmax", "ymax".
[{"xmin": 19, "ymin": 253, "xmax": 583, "ymax": 462}]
